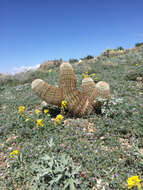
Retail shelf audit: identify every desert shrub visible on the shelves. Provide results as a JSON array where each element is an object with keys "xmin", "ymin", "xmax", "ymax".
[
  {"xmin": 69, "ymin": 58, "xmax": 79, "ymax": 63},
  {"xmin": 30, "ymin": 152, "xmax": 81, "ymax": 190},
  {"xmin": 85, "ymin": 55, "xmax": 94, "ymax": 60},
  {"xmin": 81, "ymin": 55, "xmax": 94, "ymax": 60},
  {"xmin": 117, "ymin": 46, "xmax": 124, "ymax": 50},
  {"xmin": 125, "ymin": 63, "xmax": 143, "ymax": 80},
  {"xmin": 135, "ymin": 42, "xmax": 143, "ymax": 47},
  {"xmin": 125, "ymin": 70, "xmax": 139, "ymax": 81}
]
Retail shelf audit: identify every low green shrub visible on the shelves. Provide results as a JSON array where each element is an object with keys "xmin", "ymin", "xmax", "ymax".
[
  {"xmin": 125, "ymin": 63, "xmax": 143, "ymax": 81},
  {"xmin": 69, "ymin": 58, "xmax": 79, "ymax": 63},
  {"xmin": 81, "ymin": 55, "xmax": 94, "ymax": 60},
  {"xmin": 135, "ymin": 42, "xmax": 143, "ymax": 47},
  {"xmin": 30, "ymin": 138, "xmax": 81, "ymax": 190}
]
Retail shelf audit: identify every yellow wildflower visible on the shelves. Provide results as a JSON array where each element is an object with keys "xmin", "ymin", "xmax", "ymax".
[
  {"xmin": 10, "ymin": 150, "xmax": 19, "ymax": 158},
  {"xmin": 136, "ymin": 64, "xmax": 139, "ymax": 66},
  {"xmin": 44, "ymin": 109, "xmax": 49, "ymax": 114},
  {"xmin": 18, "ymin": 106, "xmax": 25, "ymax": 114},
  {"xmin": 127, "ymin": 176, "xmax": 141, "ymax": 189},
  {"xmin": 35, "ymin": 109, "xmax": 41, "ymax": 114},
  {"xmin": 55, "ymin": 114, "xmax": 63, "ymax": 125},
  {"xmin": 61, "ymin": 101, "xmax": 67, "ymax": 115},
  {"xmin": 56, "ymin": 114, "xmax": 63, "ymax": 120},
  {"xmin": 82, "ymin": 73, "xmax": 89, "ymax": 79},
  {"xmin": 49, "ymin": 69, "xmax": 52, "ymax": 73},
  {"xmin": 61, "ymin": 100, "xmax": 67, "ymax": 109},
  {"xmin": 36, "ymin": 119, "xmax": 43, "ymax": 127}
]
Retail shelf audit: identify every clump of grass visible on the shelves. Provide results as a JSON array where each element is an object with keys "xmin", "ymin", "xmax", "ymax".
[{"xmin": 125, "ymin": 60, "xmax": 143, "ymax": 81}]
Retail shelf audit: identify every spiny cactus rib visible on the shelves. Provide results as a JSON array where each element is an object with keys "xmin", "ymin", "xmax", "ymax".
[
  {"xmin": 95, "ymin": 81, "xmax": 110, "ymax": 99},
  {"xmin": 82, "ymin": 77, "xmax": 96, "ymax": 98},
  {"xmin": 89, "ymin": 81, "xmax": 110, "ymax": 103},
  {"xmin": 59, "ymin": 63, "xmax": 93, "ymax": 116},
  {"xmin": 32, "ymin": 79, "xmax": 63, "ymax": 105},
  {"xmin": 59, "ymin": 62, "xmax": 76, "ymax": 88}
]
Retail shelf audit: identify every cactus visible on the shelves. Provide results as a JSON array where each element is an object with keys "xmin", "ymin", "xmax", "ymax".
[
  {"xmin": 31, "ymin": 79, "xmax": 63, "ymax": 105},
  {"xmin": 82, "ymin": 77, "xmax": 96, "ymax": 98},
  {"xmin": 32, "ymin": 62, "xmax": 110, "ymax": 117},
  {"xmin": 59, "ymin": 63, "xmax": 93, "ymax": 116}
]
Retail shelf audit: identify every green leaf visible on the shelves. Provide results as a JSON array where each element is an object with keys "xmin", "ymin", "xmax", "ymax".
[
  {"xmin": 49, "ymin": 179, "xmax": 55, "ymax": 187},
  {"xmin": 69, "ymin": 178, "xmax": 75, "ymax": 190},
  {"xmin": 63, "ymin": 180, "xmax": 70, "ymax": 190},
  {"xmin": 54, "ymin": 174, "xmax": 63, "ymax": 182}
]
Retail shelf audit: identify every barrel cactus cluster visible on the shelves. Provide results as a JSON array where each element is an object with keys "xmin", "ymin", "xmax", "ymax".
[{"xmin": 31, "ymin": 62, "xmax": 110, "ymax": 117}]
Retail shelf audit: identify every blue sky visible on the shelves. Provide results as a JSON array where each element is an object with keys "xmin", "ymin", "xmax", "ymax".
[{"xmin": 0, "ymin": 0, "xmax": 143, "ymax": 73}]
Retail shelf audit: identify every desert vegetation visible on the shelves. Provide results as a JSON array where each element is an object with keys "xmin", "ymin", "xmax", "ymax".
[{"xmin": 0, "ymin": 45, "xmax": 143, "ymax": 189}]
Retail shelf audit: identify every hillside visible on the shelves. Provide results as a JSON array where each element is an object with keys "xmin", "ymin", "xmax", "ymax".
[{"xmin": 0, "ymin": 46, "xmax": 143, "ymax": 189}]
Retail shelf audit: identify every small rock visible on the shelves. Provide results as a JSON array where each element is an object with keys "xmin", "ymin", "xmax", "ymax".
[{"xmin": 137, "ymin": 77, "xmax": 142, "ymax": 81}]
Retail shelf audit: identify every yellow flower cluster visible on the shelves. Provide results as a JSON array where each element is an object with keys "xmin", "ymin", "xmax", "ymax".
[
  {"xmin": 127, "ymin": 176, "xmax": 141, "ymax": 189},
  {"xmin": 36, "ymin": 119, "xmax": 43, "ymax": 127},
  {"xmin": 18, "ymin": 106, "xmax": 25, "ymax": 114},
  {"xmin": 60, "ymin": 100, "xmax": 67, "ymax": 115},
  {"xmin": 55, "ymin": 114, "xmax": 63, "ymax": 125},
  {"xmin": 61, "ymin": 100, "xmax": 67, "ymax": 109},
  {"xmin": 90, "ymin": 73, "xmax": 98, "ymax": 82},
  {"xmin": 10, "ymin": 150, "xmax": 19, "ymax": 158},
  {"xmin": 18, "ymin": 106, "xmax": 64, "ymax": 128},
  {"xmin": 35, "ymin": 108, "xmax": 49, "ymax": 114},
  {"xmin": 82, "ymin": 72, "xmax": 89, "ymax": 79},
  {"xmin": 82, "ymin": 72, "xmax": 96, "ymax": 78},
  {"xmin": 49, "ymin": 69, "xmax": 52, "ymax": 73},
  {"xmin": 82, "ymin": 72, "xmax": 98, "ymax": 82},
  {"xmin": 43, "ymin": 108, "xmax": 49, "ymax": 114}
]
